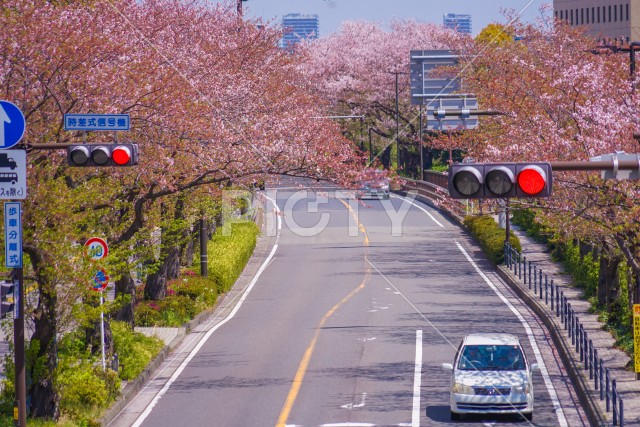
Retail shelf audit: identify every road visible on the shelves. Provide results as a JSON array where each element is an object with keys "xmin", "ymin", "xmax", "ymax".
[{"xmin": 108, "ymin": 178, "xmax": 589, "ymax": 427}]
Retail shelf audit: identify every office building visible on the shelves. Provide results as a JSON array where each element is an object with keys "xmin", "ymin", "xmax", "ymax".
[
  {"xmin": 553, "ymin": 1, "xmax": 640, "ymax": 43},
  {"xmin": 281, "ymin": 13, "xmax": 320, "ymax": 49},
  {"xmin": 443, "ymin": 13, "xmax": 472, "ymax": 35}
]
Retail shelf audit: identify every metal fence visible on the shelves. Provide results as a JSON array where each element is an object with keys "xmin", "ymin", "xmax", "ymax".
[{"xmin": 505, "ymin": 242, "xmax": 624, "ymax": 426}]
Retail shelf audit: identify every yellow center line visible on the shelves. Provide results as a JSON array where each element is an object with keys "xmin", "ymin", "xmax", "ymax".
[{"xmin": 275, "ymin": 198, "xmax": 370, "ymax": 427}]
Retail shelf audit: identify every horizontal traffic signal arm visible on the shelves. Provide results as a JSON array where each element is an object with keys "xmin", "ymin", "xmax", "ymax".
[
  {"xmin": 26, "ymin": 143, "xmax": 139, "ymax": 166},
  {"xmin": 431, "ymin": 109, "xmax": 506, "ymax": 117},
  {"xmin": 549, "ymin": 159, "xmax": 640, "ymax": 171}
]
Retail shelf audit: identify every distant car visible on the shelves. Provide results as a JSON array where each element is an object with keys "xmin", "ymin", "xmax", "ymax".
[
  {"xmin": 442, "ymin": 333, "xmax": 538, "ymax": 421},
  {"xmin": 356, "ymin": 170, "xmax": 390, "ymax": 200}
]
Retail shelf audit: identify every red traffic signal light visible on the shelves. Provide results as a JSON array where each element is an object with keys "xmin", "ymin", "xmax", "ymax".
[
  {"xmin": 68, "ymin": 143, "xmax": 139, "ymax": 167},
  {"xmin": 448, "ymin": 162, "xmax": 552, "ymax": 199}
]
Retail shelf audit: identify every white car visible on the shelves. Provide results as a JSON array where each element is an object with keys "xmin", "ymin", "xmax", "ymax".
[
  {"xmin": 442, "ymin": 333, "xmax": 538, "ymax": 421},
  {"xmin": 356, "ymin": 170, "xmax": 390, "ymax": 200}
]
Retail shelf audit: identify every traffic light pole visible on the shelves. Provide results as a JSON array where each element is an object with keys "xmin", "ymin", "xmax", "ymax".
[{"xmin": 12, "ymin": 267, "xmax": 25, "ymax": 426}]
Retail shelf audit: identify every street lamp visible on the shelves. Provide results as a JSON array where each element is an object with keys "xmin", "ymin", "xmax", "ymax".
[
  {"xmin": 390, "ymin": 71, "xmax": 409, "ymax": 170},
  {"xmin": 237, "ymin": 0, "xmax": 247, "ymax": 18}
]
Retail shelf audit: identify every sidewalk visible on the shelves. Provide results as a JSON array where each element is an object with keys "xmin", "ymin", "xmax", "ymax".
[{"xmin": 499, "ymin": 226, "xmax": 640, "ymax": 427}]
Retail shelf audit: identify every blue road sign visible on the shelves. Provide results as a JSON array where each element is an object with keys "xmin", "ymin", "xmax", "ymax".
[
  {"xmin": 64, "ymin": 114, "xmax": 130, "ymax": 131},
  {"xmin": 4, "ymin": 202, "xmax": 22, "ymax": 268},
  {"xmin": 0, "ymin": 101, "xmax": 26, "ymax": 150}
]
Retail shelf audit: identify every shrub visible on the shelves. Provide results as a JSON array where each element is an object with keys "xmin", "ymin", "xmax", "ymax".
[
  {"xmin": 134, "ymin": 301, "xmax": 163, "ymax": 327},
  {"xmin": 463, "ymin": 215, "xmax": 520, "ymax": 264},
  {"xmin": 207, "ymin": 221, "xmax": 259, "ymax": 293},
  {"xmin": 511, "ymin": 208, "xmax": 552, "ymax": 243},
  {"xmin": 111, "ymin": 321, "xmax": 164, "ymax": 381},
  {"xmin": 56, "ymin": 359, "xmax": 120, "ymax": 424},
  {"xmin": 160, "ymin": 295, "xmax": 197, "ymax": 326},
  {"xmin": 171, "ymin": 273, "xmax": 217, "ymax": 309}
]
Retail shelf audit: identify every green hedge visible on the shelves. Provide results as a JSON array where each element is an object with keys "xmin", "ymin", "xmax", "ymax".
[
  {"xmin": 111, "ymin": 321, "xmax": 164, "ymax": 381},
  {"xmin": 134, "ymin": 220, "xmax": 259, "ymax": 327},
  {"xmin": 207, "ymin": 221, "xmax": 259, "ymax": 293},
  {"xmin": 463, "ymin": 215, "xmax": 521, "ymax": 264}
]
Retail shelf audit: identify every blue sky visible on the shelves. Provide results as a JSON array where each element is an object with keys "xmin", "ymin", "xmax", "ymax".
[{"xmin": 236, "ymin": 0, "xmax": 549, "ymax": 37}]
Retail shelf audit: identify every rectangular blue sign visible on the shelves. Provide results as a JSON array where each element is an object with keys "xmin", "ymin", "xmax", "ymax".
[
  {"xmin": 4, "ymin": 202, "xmax": 22, "ymax": 268},
  {"xmin": 64, "ymin": 114, "xmax": 130, "ymax": 131}
]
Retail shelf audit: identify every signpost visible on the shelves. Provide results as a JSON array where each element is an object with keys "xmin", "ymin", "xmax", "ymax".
[
  {"xmin": 634, "ymin": 304, "xmax": 640, "ymax": 376},
  {"xmin": 0, "ymin": 100, "xmax": 26, "ymax": 426},
  {"xmin": 90, "ymin": 263, "xmax": 109, "ymax": 370}
]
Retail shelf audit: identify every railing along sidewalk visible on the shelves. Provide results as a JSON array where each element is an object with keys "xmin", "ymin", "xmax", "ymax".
[{"xmin": 505, "ymin": 242, "xmax": 624, "ymax": 426}]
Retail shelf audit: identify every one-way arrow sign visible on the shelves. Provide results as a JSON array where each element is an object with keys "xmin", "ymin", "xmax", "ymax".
[{"xmin": 0, "ymin": 101, "xmax": 25, "ymax": 150}]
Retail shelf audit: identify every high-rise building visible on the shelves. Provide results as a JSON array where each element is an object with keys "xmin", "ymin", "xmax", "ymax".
[
  {"xmin": 443, "ymin": 13, "xmax": 472, "ymax": 35},
  {"xmin": 281, "ymin": 13, "xmax": 320, "ymax": 49},
  {"xmin": 553, "ymin": 1, "xmax": 640, "ymax": 43}
]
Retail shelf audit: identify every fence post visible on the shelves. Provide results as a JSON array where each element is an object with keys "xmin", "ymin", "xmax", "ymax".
[
  {"xmin": 612, "ymin": 379, "xmax": 618, "ymax": 425},
  {"xmin": 518, "ymin": 253, "xmax": 522, "ymax": 280},
  {"xmin": 539, "ymin": 269, "xmax": 543, "ymax": 295},
  {"xmin": 556, "ymin": 284, "xmax": 560, "ymax": 316},
  {"xmin": 523, "ymin": 256, "xmax": 527, "ymax": 285},
  {"xmin": 576, "ymin": 324, "xmax": 583, "ymax": 362},
  {"xmin": 600, "ymin": 360, "xmax": 605, "ymax": 400},
  {"xmin": 606, "ymin": 369, "xmax": 610, "ymax": 412},
  {"xmin": 620, "ymin": 396, "xmax": 624, "ymax": 427},
  {"xmin": 589, "ymin": 339, "xmax": 593, "ymax": 379},
  {"xmin": 595, "ymin": 349, "xmax": 599, "ymax": 390},
  {"xmin": 550, "ymin": 279, "xmax": 554, "ymax": 311},
  {"xmin": 569, "ymin": 305, "xmax": 573, "ymax": 337},
  {"xmin": 545, "ymin": 275, "xmax": 549, "ymax": 305}
]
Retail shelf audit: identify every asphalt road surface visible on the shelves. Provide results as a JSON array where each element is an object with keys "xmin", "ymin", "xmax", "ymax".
[{"xmin": 108, "ymin": 178, "xmax": 589, "ymax": 427}]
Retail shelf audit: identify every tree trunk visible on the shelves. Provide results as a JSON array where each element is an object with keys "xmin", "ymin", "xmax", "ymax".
[
  {"xmin": 144, "ymin": 262, "xmax": 167, "ymax": 300},
  {"xmin": 114, "ymin": 273, "xmax": 136, "ymax": 327},
  {"xmin": 23, "ymin": 246, "xmax": 59, "ymax": 419},
  {"xmin": 180, "ymin": 224, "xmax": 196, "ymax": 267},
  {"xmin": 598, "ymin": 249, "xmax": 621, "ymax": 309},
  {"xmin": 166, "ymin": 246, "xmax": 181, "ymax": 280}
]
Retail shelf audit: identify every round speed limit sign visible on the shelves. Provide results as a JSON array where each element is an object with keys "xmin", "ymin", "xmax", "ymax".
[{"xmin": 84, "ymin": 237, "xmax": 108, "ymax": 262}]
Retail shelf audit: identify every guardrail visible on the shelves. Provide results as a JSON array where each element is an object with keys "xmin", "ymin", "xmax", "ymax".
[{"xmin": 505, "ymin": 242, "xmax": 624, "ymax": 426}]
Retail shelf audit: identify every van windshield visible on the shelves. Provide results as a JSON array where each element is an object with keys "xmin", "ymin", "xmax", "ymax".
[{"xmin": 457, "ymin": 345, "xmax": 525, "ymax": 371}]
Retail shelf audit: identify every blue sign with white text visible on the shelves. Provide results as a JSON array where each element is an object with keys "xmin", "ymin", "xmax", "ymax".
[
  {"xmin": 64, "ymin": 114, "xmax": 130, "ymax": 131},
  {"xmin": 4, "ymin": 202, "xmax": 22, "ymax": 268},
  {"xmin": 0, "ymin": 101, "xmax": 26, "ymax": 150}
]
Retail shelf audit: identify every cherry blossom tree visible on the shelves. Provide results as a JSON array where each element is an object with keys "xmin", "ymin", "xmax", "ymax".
[
  {"xmin": 0, "ymin": 0, "xmax": 362, "ymax": 417},
  {"xmin": 299, "ymin": 20, "xmax": 463, "ymax": 171}
]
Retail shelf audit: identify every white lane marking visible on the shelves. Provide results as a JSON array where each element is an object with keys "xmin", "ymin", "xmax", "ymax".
[
  {"xmin": 341, "ymin": 392, "xmax": 367, "ymax": 410},
  {"xmin": 391, "ymin": 194, "xmax": 444, "ymax": 228},
  {"xmin": 455, "ymin": 241, "xmax": 568, "ymax": 427},
  {"xmin": 131, "ymin": 196, "xmax": 282, "ymax": 427},
  {"xmin": 412, "ymin": 330, "xmax": 423, "ymax": 427},
  {"xmin": 320, "ymin": 424, "xmax": 376, "ymax": 427}
]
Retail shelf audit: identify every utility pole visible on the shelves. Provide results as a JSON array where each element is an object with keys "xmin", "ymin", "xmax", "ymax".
[{"xmin": 237, "ymin": 0, "xmax": 243, "ymax": 17}]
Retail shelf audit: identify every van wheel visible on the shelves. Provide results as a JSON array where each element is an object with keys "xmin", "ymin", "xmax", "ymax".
[{"xmin": 451, "ymin": 411, "xmax": 461, "ymax": 421}]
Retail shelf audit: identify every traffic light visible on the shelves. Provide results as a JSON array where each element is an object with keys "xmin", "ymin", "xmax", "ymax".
[
  {"xmin": 448, "ymin": 162, "xmax": 552, "ymax": 199},
  {"xmin": 0, "ymin": 281, "xmax": 14, "ymax": 319},
  {"xmin": 68, "ymin": 143, "xmax": 139, "ymax": 167}
]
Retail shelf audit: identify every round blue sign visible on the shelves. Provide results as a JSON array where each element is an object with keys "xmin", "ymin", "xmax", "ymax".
[{"xmin": 0, "ymin": 101, "xmax": 26, "ymax": 149}]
